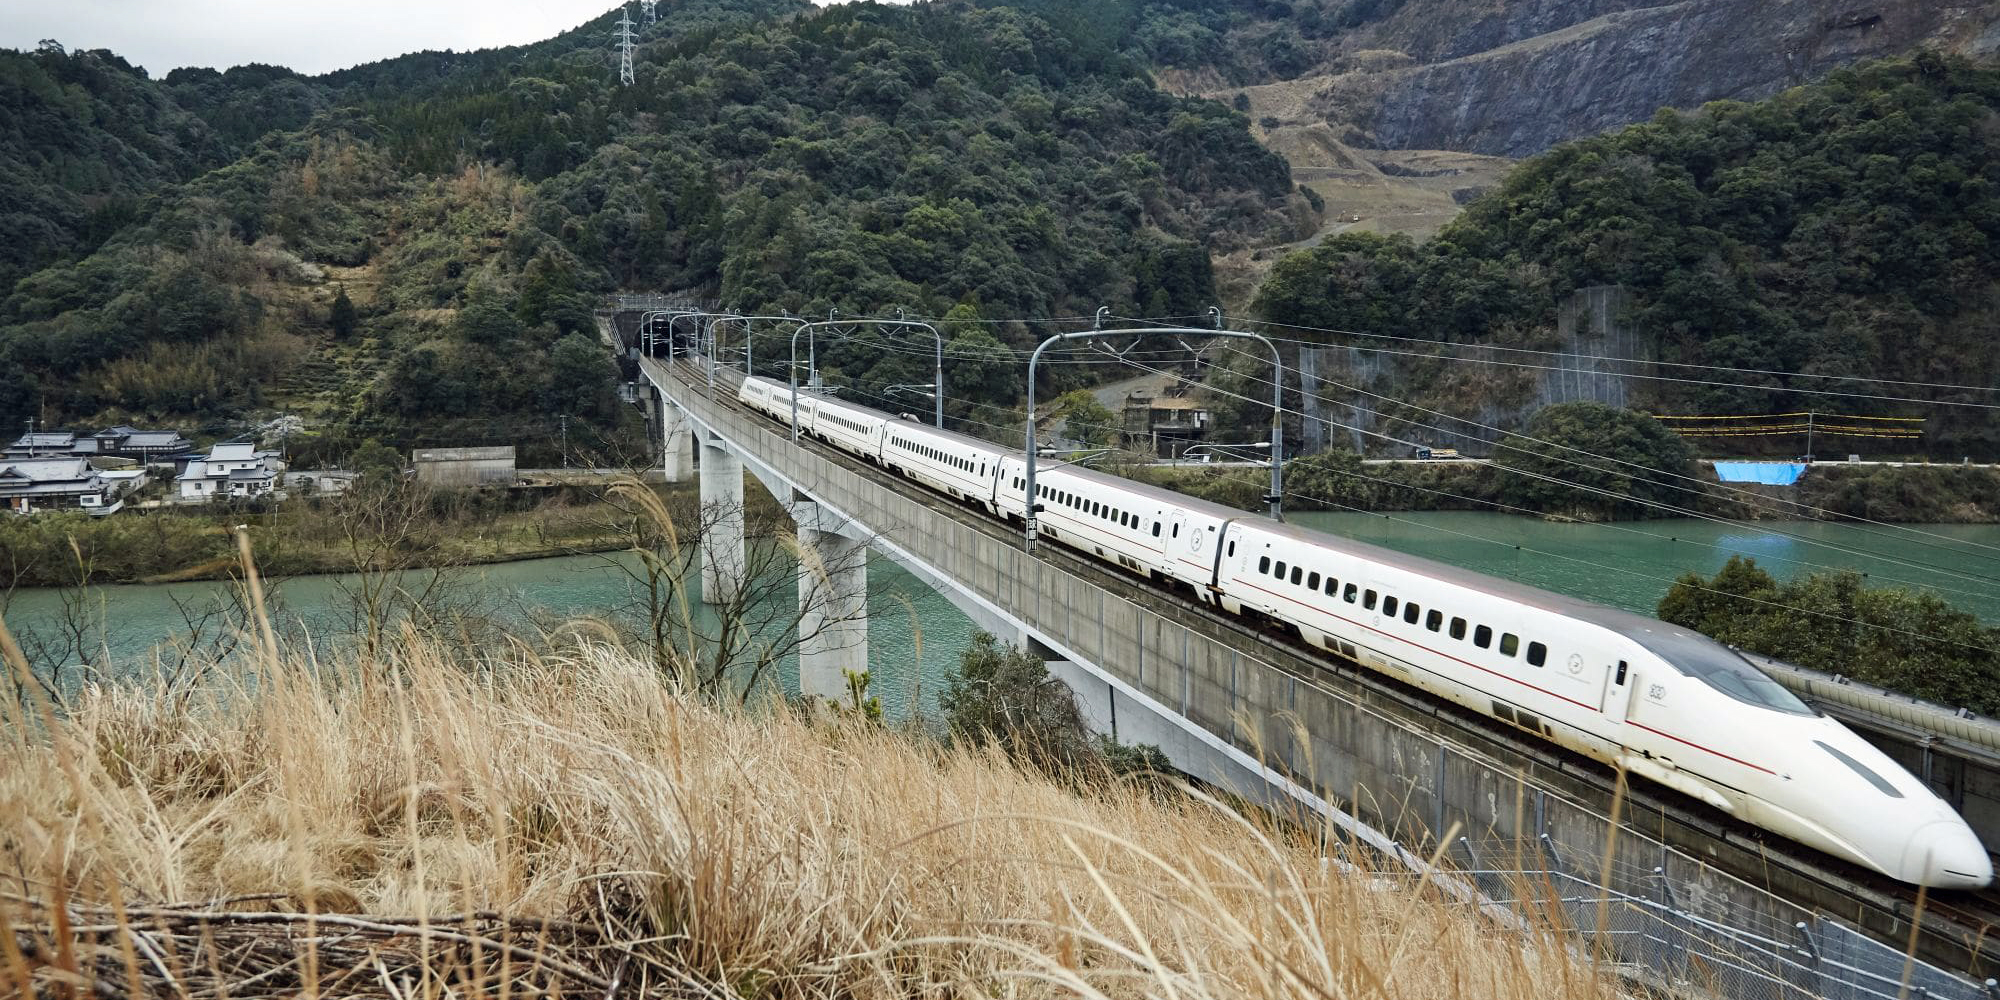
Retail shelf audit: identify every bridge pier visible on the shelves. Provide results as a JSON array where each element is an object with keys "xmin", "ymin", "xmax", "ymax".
[
  {"xmin": 699, "ymin": 436, "xmax": 745, "ymax": 605},
  {"xmin": 661, "ymin": 395, "xmax": 694, "ymax": 484},
  {"xmin": 793, "ymin": 502, "xmax": 869, "ymax": 703}
]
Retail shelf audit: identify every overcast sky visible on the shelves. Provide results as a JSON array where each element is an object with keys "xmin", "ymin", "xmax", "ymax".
[{"xmin": 3, "ymin": 0, "xmax": 886, "ymax": 77}]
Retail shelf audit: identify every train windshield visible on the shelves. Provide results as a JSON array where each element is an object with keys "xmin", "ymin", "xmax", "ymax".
[{"xmin": 1672, "ymin": 646, "xmax": 1816, "ymax": 716}]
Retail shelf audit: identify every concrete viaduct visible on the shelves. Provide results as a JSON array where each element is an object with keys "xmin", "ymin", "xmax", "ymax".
[{"xmin": 607, "ymin": 305, "xmax": 2000, "ymax": 993}]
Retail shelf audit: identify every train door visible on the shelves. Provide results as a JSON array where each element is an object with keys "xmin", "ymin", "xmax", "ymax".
[
  {"xmin": 1169, "ymin": 510, "xmax": 1189, "ymax": 556},
  {"xmin": 1602, "ymin": 658, "xmax": 1634, "ymax": 724}
]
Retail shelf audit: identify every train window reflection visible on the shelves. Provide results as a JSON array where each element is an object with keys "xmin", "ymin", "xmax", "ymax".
[
  {"xmin": 1676, "ymin": 649, "xmax": 1815, "ymax": 715},
  {"xmin": 1344, "ymin": 583, "xmax": 1358, "ymax": 603},
  {"xmin": 1363, "ymin": 589, "xmax": 1378, "ymax": 610},
  {"xmin": 1382, "ymin": 596, "xmax": 1399, "ymax": 616},
  {"xmin": 1499, "ymin": 633, "xmax": 1519, "ymax": 657},
  {"xmin": 1426, "ymin": 610, "xmax": 1443, "ymax": 632}
]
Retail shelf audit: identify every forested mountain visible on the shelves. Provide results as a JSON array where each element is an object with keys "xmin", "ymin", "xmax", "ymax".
[
  {"xmin": 1255, "ymin": 54, "xmax": 2000, "ymax": 458},
  {"xmin": 0, "ymin": 0, "xmax": 1303, "ymax": 460}
]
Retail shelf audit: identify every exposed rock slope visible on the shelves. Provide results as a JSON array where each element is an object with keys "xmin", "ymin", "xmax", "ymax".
[{"xmin": 1231, "ymin": 0, "xmax": 2000, "ymax": 156}]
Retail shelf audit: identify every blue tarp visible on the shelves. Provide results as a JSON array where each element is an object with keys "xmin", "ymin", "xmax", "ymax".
[{"xmin": 1712, "ymin": 461, "xmax": 1808, "ymax": 485}]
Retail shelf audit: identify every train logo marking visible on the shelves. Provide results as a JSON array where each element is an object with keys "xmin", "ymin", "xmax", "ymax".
[{"xmin": 1567, "ymin": 653, "xmax": 1583, "ymax": 675}]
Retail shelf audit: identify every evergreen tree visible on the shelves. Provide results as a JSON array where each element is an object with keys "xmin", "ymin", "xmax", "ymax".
[{"xmin": 329, "ymin": 285, "xmax": 358, "ymax": 339}]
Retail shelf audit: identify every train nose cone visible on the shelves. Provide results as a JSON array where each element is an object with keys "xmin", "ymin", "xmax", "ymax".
[{"xmin": 1903, "ymin": 820, "xmax": 1993, "ymax": 889}]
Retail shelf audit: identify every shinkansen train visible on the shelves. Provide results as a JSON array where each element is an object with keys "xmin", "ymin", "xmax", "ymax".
[{"xmin": 737, "ymin": 373, "xmax": 1991, "ymax": 888}]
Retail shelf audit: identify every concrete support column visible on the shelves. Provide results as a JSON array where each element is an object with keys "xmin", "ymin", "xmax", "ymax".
[
  {"xmin": 661, "ymin": 396, "xmax": 694, "ymax": 484},
  {"xmin": 796, "ymin": 512, "xmax": 869, "ymax": 703},
  {"xmin": 699, "ymin": 437, "xmax": 744, "ymax": 605}
]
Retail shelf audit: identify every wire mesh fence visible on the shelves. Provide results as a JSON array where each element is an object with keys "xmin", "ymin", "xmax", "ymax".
[{"xmin": 1434, "ymin": 833, "xmax": 1999, "ymax": 1000}]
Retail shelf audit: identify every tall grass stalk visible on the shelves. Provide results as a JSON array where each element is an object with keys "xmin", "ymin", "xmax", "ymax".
[{"xmin": 0, "ymin": 631, "xmax": 1619, "ymax": 998}]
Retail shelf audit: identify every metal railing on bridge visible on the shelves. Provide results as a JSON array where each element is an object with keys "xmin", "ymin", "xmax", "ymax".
[{"xmin": 1438, "ymin": 843, "xmax": 1998, "ymax": 1000}]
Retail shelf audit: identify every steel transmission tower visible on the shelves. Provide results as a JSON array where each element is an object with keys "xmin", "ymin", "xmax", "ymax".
[
  {"xmin": 615, "ymin": 7, "xmax": 637, "ymax": 86},
  {"xmin": 641, "ymin": 0, "xmax": 658, "ymax": 22}
]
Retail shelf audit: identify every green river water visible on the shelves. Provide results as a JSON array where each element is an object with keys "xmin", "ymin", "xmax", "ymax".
[{"xmin": 5, "ymin": 513, "xmax": 1995, "ymax": 718}]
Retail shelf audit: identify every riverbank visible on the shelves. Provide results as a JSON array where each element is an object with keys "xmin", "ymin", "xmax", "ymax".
[
  {"xmin": 0, "ymin": 635, "xmax": 1609, "ymax": 999},
  {"xmin": 0, "ymin": 477, "xmax": 794, "ymax": 589},
  {"xmin": 1131, "ymin": 454, "xmax": 2000, "ymax": 524}
]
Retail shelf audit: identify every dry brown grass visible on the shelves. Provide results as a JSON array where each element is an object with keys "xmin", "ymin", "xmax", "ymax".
[{"xmin": 0, "ymin": 632, "xmax": 1617, "ymax": 999}]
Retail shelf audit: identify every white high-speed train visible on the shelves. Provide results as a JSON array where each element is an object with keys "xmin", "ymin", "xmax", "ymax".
[{"xmin": 737, "ymin": 374, "xmax": 1991, "ymax": 888}]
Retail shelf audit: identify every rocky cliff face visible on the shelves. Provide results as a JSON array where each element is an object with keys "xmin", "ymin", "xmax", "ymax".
[{"xmin": 1278, "ymin": 0, "xmax": 2000, "ymax": 156}]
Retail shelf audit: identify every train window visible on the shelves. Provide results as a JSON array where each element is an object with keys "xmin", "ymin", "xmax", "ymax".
[
  {"xmin": 1426, "ymin": 610, "xmax": 1442, "ymax": 631},
  {"xmin": 1363, "ymin": 589, "xmax": 1377, "ymax": 610},
  {"xmin": 1153, "ymin": 522, "xmax": 1162, "ymax": 537},
  {"xmin": 1171, "ymin": 524, "xmax": 1180, "ymax": 538},
  {"xmin": 1308, "ymin": 572, "xmax": 1320, "ymax": 590},
  {"xmin": 1228, "ymin": 540, "xmax": 1236, "ymax": 555},
  {"xmin": 1290, "ymin": 567, "xmax": 1303, "ymax": 586},
  {"xmin": 1499, "ymin": 633, "xmax": 1519, "ymax": 657},
  {"xmin": 1450, "ymin": 617, "xmax": 1467, "ymax": 640},
  {"xmin": 1474, "ymin": 626, "xmax": 1492, "ymax": 649},
  {"xmin": 1325, "ymin": 577, "xmax": 1338, "ymax": 596},
  {"xmin": 1815, "ymin": 741, "xmax": 1903, "ymax": 798},
  {"xmin": 1274, "ymin": 561, "xmax": 1288, "ymax": 579},
  {"xmin": 1344, "ymin": 583, "xmax": 1357, "ymax": 603},
  {"xmin": 1526, "ymin": 642, "xmax": 1547, "ymax": 666},
  {"xmin": 1404, "ymin": 603, "xmax": 1420, "ymax": 625},
  {"xmin": 1258, "ymin": 556, "xmax": 1271, "ymax": 574}
]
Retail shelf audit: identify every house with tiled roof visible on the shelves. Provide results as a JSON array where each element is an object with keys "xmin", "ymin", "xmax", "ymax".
[
  {"xmin": 3, "ymin": 432, "xmax": 80, "ymax": 459},
  {"xmin": 5, "ymin": 426, "xmax": 195, "ymax": 465},
  {"xmin": 0, "ymin": 458, "xmax": 120, "ymax": 515},
  {"xmin": 176, "ymin": 442, "xmax": 285, "ymax": 502},
  {"xmin": 90, "ymin": 425, "xmax": 194, "ymax": 463}
]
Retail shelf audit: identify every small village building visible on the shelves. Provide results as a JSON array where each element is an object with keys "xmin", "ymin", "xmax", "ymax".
[
  {"xmin": 1121, "ymin": 389, "xmax": 1211, "ymax": 458},
  {"xmin": 0, "ymin": 458, "xmax": 120, "ymax": 515},
  {"xmin": 285, "ymin": 470, "xmax": 358, "ymax": 496},
  {"xmin": 99, "ymin": 469, "xmax": 150, "ymax": 496},
  {"xmin": 413, "ymin": 446, "xmax": 516, "ymax": 488},
  {"xmin": 89, "ymin": 426, "xmax": 194, "ymax": 463},
  {"xmin": 3, "ymin": 432, "xmax": 80, "ymax": 459},
  {"xmin": 176, "ymin": 443, "xmax": 285, "ymax": 501},
  {"xmin": 6, "ymin": 426, "xmax": 194, "ymax": 465}
]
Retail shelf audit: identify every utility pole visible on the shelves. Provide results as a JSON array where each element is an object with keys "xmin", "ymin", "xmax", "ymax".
[
  {"xmin": 1804, "ymin": 409, "xmax": 1815, "ymax": 463},
  {"xmin": 22, "ymin": 418, "xmax": 33, "ymax": 457},
  {"xmin": 615, "ymin": 7, "xmax": 637, "ymax": 87},
  {"xmin": 559, "ymin": 414, "xmax": 569, "ymax": 469}
]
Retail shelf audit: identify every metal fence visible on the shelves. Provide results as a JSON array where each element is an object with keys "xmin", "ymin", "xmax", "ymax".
[{"xmin": 1419, "ymin": 833, "xmax": 2000, "ymax": 1000}]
